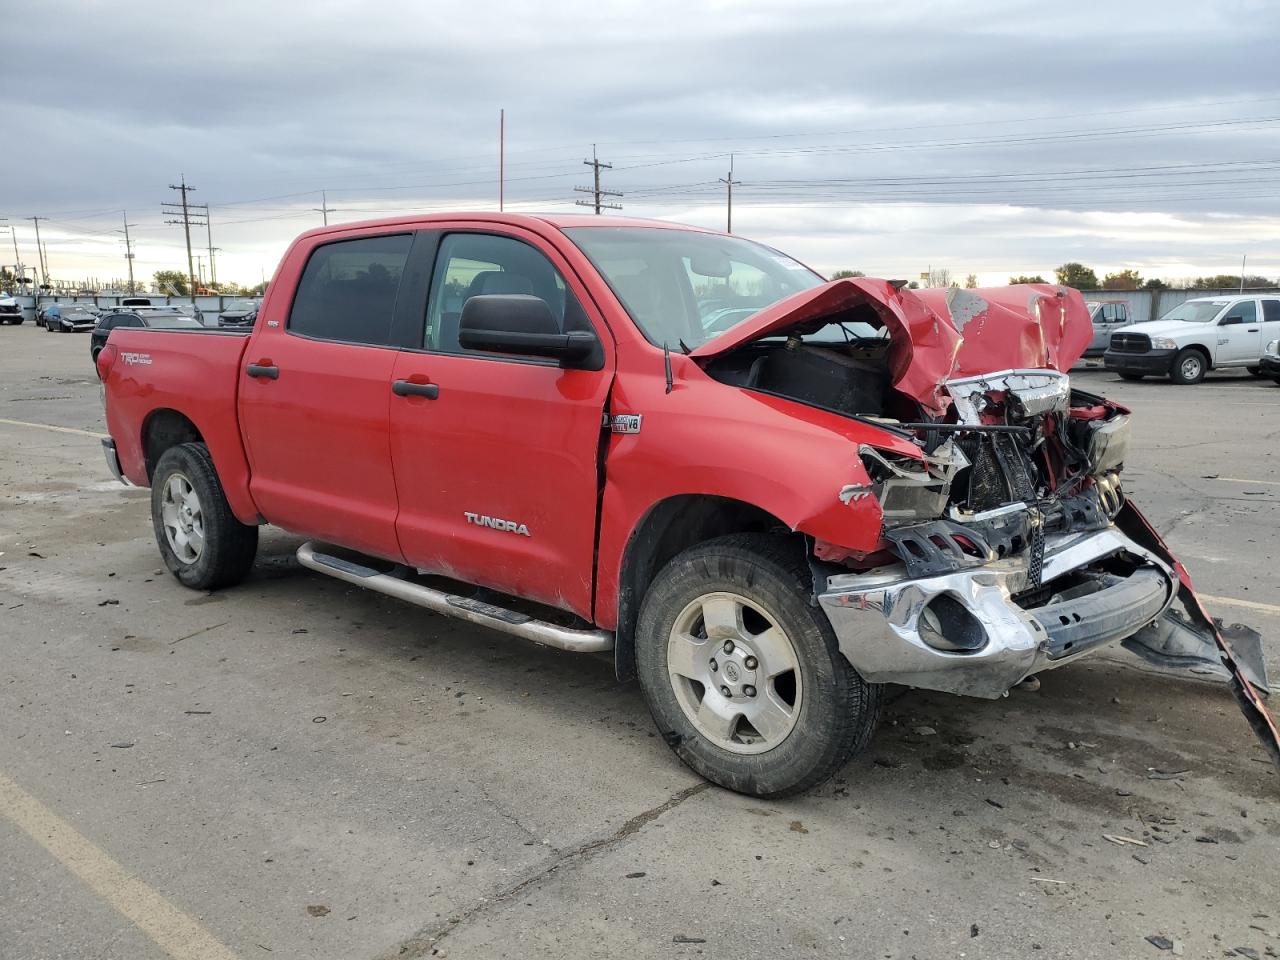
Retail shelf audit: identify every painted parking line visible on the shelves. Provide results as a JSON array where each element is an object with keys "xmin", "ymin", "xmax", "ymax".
[
  {"xmin": 0, "ymin": 771, "xmax": 242, "ymax": 960},
  {"xmin": 1200, "ymin": 594, "xmax": 1280, "ymax": 617},
  {"xmin": 1215, "ymin": 477, "xmax": 1280, "ymax": 487},
  {"xmin": 0, "ymin": 416, "xmax": 107, "ymax": 439}
]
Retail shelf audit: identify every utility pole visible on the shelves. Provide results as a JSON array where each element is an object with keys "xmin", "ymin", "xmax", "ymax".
[
  {"xmin": 117, "ymin": 211, "xmax": 138, "ymax": 294},
  {"xmin": 162, "ymin": 176, "xmax": 206, "ymax": 302},
  {"xmin": 26, "ymin": 217, "xmax": 48, "ymax": 287},
  {"xmin": 499, "ymin": 108, "xmax": 505, "ymax": 212},
  {"xmin": 313, "ymin": 190, "xmax": 337, "ymax": 226},
  {"xmin": 575, "ymin": 144, "xmax": 622, "ymax": 215},
  {"xmin": 205, "ymin": 215, "xmax": 219, "ymax": 287},
  {"xmin": 195, "ymin": 254, "xmax": 205, "ymax": 285},
  {"xmin": 1240, "ymin": 254, "xmax": 1247, "ymax": 293},
  {"xmin": 719, "ymin": 153, "xmax": 742, "ymax": 234}
]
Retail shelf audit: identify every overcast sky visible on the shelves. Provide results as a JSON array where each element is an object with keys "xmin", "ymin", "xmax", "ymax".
[{"xmin": 5, "ymin": 0, "xmax": 1280, "ymax": 290}]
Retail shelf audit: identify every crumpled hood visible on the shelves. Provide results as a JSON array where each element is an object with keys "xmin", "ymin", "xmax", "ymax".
[{"xmin": 692, "ymin": 279, "xmax": 1094, "ymax": 416}]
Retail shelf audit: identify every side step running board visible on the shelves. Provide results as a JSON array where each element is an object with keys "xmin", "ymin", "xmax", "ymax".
[{"xmin": 296, "ymin": 542, "xmax": 614, "ymax": 654}]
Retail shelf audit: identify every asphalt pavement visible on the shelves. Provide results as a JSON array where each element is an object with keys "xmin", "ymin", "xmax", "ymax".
[{"xmin": 1, "ymin": 325, "xmax": 1277, "ymax": 960}]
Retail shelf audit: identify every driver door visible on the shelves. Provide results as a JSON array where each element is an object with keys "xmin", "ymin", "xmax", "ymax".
[{"xmin": 387, "ymin": 228, "xmax": 615, "ymax": 617}]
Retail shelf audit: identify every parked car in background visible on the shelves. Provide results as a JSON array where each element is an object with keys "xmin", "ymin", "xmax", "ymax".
[
  {"xmin": 1084, "ymin": 300, "xmax": 1132, "ymax": 357},
  {"xmin": 120, "ymin": 297, "xmax": 153, "ymax": 308},
  {"xmin": 169, "ymin": 302, "xmax": 204, "ymax": 323},
  {"xmin": 45, "ymin": 304, "xmax": 98, "ymax": 333},
  {"xmin": 217, "ymin": 299, "xmax": 260, "ymax": 326},
  {"xmin": 1261, "ymin": 336, "xmax": 1280, "ymax": 384},
  {"xmin": 0, "ymin": 291, "xmax": 23, "ymax": 324},
  {"xmin": 1104, "ymin": 295, "xmax": 1280, "ymax": 383},
  {"xmin": 90, "ymin": 310, "xmax": 204, "ymax": 362}
]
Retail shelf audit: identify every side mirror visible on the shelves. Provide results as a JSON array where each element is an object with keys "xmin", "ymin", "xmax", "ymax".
[
  {"xmin": 458, "ymin": 294, "xmax": 600, "ymax": 368},
  {"xmin": 1219, "ymin": 314, "xmax": 1243, "ymax": 326}
]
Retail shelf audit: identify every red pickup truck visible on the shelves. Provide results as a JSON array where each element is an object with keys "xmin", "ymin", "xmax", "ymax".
[{"xmin": 97, "ymin": 214, "xmax": 1276, "ymax": 795}]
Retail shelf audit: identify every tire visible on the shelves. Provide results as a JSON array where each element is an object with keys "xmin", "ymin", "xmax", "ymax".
[
  {"xmin": 1169, "ymin": 348, "xmax": 1207, "ymax": 385},
  {"xmin": 1118, "ymin": 373, "xmax": 1144, "ymax": 381},
  {"xmin": 635, "ymin": 533, "xmax": 881, "ymax": 797},
  {"xmin": 1247, "ymin": 366, "xmax": 1262, "ymax": 376},
  {"xmin": 150, "ymin": 442, "xmax": 257, "ymax": 590},
  {"xmin": 91, "ymin": 347, "xmax": 102, "ymax": 364}
]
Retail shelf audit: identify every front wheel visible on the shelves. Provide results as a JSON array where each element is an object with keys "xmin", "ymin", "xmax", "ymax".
[
  {"xmin": 151, "ymin": 442, "xmax": 258, "ymax": 590},
  {"xmin": 1169, "ymin": 348, "xmax": 1207, "ymax": 385},
  {"xmin": 636, "ymin": 533, "xmax": 881, "ymax": 797}
]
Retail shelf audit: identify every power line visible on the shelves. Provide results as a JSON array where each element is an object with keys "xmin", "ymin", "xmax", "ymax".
[{"xmin": 574, "ymin": 145, "xmax": 622, "ymax": 214}]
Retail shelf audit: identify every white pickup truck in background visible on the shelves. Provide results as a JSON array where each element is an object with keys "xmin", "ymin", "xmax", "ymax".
[{"xmin": 1103, "ymin": 294, "xmax": 1280, "ymax": 384}]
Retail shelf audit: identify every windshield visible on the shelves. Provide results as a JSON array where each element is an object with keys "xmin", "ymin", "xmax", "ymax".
[
  {"xmin": 225, "ymin": 300, "xmax": 256, "ymax": 311},
  {"xmin": 563, "ymin": 226, "xmax": 825, "ymax": 347},
  {"xmin": 1160, "ymin": 300, "xmax": 1227, "ymax": 323}
]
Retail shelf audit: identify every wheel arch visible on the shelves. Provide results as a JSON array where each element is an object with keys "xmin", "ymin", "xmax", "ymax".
[
  {"xmin": 1184, "ymin": 342, "xmax": 1213, "ymax": 369},
  {"xmin": 611, "ymin": 494, "xmax": 800, "ymax": 681},
  {"xmin": 141, "ymin": 408, "xmax": 205, "ymax": 482}
]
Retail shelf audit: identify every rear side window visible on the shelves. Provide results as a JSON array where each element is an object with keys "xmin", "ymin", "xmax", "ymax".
[
  {"xmin": 1262, "ymin": 300, "xmax": 1280, "ymax": 322},
  {"xmin": 289, "ymin": 234, "xmax": 412, "ymax": 346}
]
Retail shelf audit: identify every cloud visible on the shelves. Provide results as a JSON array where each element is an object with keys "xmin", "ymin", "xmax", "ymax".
[{"xmin": 5, "ymin": 0, "xmax": 1280, "ymax": 286}]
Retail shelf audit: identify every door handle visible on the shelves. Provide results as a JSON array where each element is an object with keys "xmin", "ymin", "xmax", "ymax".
[
  {"xmin": 1247, "ymin": 327, "xmax": 1259, "ymax": 332},
  {"xmin": 246, "ymin": 362, "xmax": 279, "ymax": 380},
  {"xmin": 392, "ymin": 379, "xmax": 439, "ymax": 399}
]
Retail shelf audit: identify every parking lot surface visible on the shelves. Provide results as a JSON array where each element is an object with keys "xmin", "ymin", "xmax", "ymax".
[{"xmin": 1, "ymin": 326, "xmax": 1277, "ymax": 960}]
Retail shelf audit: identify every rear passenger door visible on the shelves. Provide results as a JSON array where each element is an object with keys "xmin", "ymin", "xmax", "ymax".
[
  {"xmin": 387, "ymin": 228, "xmax": 615, "ymax": 618},
  {"xmin": 237, "ymin": 231, "xmax": 430, "ymax": 561},
  {"xmin": 1259, "ymin": 299, "xmax": 1280, "ymax": 358}
]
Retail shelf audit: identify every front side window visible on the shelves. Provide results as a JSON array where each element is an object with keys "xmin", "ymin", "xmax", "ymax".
[
  {"xmin": 564, "ymin": 226, "xmax": 824, "ymax": 348},
  {"xmin": 1223, "ymin": 300, "xmax": 1257, "ymax": 324},
  {"xmin": 289, "ymin": 234, "xmax": 411, "ymax": 346},
  {"xmin": 424, "ymin": 232, "xmax": 589, "ymax": 354}
]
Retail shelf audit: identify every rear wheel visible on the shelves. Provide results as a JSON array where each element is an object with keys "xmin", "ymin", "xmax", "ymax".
[
  {"xmin": 151, "ymin": 442, "xmax": 258, "ymax": 590},
  {"xmin": 1169, "ymin": 348, "xmax": 1207, "ymax": 385},
  {"xmin": 1118, "ymin": 372, "xmax": 1144, "ymax": 381},
  {"xmin": 636, "ymin": 533, "xmax": 881, "ymax": 797}
]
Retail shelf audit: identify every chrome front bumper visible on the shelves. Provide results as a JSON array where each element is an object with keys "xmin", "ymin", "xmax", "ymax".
[{"xmin": 818, "ymin": 525, "xmax": 1179, "ymax": 699}]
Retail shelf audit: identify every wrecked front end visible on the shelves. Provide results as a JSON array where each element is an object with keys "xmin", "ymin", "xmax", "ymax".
[
  {"xmin": 698, "ymin": 279, "xmax": 1276, "ymax": 762},
  {"xmin": 818, "ymin": 368, "xmax": 1268, "ymax": 703}
]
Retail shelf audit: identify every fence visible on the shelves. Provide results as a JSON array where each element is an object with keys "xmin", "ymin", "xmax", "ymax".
[
  {"xmin": 1076, "ymin": 287, "xmax": 1280, "ymax": 323},
  {"xmin": 7, "ymin": 293, "xmax": 251, "ymax": 325}
]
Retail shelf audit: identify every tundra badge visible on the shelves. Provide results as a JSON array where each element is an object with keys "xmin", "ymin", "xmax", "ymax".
[{"xmin": 464, "ymin": 512, "xmax": 531, "ymax": 537}]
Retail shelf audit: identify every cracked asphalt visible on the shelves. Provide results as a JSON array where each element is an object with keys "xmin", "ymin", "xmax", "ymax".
[{"xmin": 1, "ymin": 326, "xmax": 1277, "ymax": 960}]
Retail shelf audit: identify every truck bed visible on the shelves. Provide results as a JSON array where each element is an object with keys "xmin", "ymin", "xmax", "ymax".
[{"xmin": 100, "ymin": 326, "xmax": 259, "ymax": 523}]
